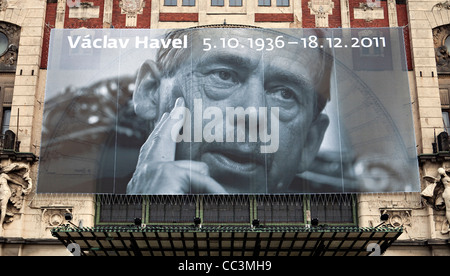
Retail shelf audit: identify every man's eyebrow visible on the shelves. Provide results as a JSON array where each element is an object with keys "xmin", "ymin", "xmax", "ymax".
[
  {"xmin": 266, "ymin": 69, "xmax": 314, "ymax": 90},
  {"xmin": 197, "ymin": 52, "xmax": 255, "ymax": 70}
]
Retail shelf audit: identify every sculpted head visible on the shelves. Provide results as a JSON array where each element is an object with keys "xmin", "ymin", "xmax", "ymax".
[{"xmin": 132, "ymin": 27, "xmax": 333, "ymax": 193}]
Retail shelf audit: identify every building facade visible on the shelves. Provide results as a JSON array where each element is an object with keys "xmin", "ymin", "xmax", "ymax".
[{"xmin": 0, "ymin": 0, "xmax": 449, "ymax": 256}]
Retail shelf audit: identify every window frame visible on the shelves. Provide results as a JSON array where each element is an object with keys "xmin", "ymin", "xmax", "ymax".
[
  {"xmin": 182, "ymin": 0, "xmax": 195, "ymax": 6},
  {"xmin": 164, "ymin": 0, "xmax": 178, "ymax": 6},
  {"xmin": 276, "ymin": 0, "xmax": 289, "ymax": 6},
  {"xmin": 258, "ymin": 0, "xmax": 271, "ymax": 6},
  {"xmin": 229, "ymin": 0, "xmax": 243, "ymax": 6},
  {"xmin": 211, "ymin": 0, "xmax": 225, "ymax": 6}
]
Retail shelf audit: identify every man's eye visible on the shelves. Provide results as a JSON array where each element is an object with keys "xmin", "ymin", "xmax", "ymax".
[
  {"xmin": 210, "ymin": 70, "xmax": 239, "ymax": 84},
  {"xmin": 217, "ymin": 71, "xmax": 232, "ymax": 81},
  {"xmin": 280, "ymin": 89, "xmax": 294, "ymax": 99},
  {"xmin": 268, "ymin": 87, "xmax": 297, "ymax": 102}
]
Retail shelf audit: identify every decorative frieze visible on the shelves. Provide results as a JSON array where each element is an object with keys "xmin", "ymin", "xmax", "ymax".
[
  {"xmin": 68, "ymin": 2, "xmax": 100, "ymax": 20},
  {"xmin": 354, "ymin": 0, "xmax": 384, "ymax": 22}
]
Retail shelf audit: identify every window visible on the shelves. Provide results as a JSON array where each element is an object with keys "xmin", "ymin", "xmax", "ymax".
[
  {"xmin": 0, "ymin": 32, "xmax": 8, "ymax": 56},
  {"xmin": 164, "ymin": 0, "xmax": 177, "ymax": 6},
  {"xmin": 309, "ymin": 194, "xmax": 355, "ymax": 224},
  {"xmin": 97, "ymin": 195, "xmax": 143, "ymax": 224},
  {"xmin": 444, "ymin": 111, "xmax": 450, "ymax": 134},
  {"xmin": 95, "ymin": 194, "xmax": 357, "ymax": 226},
  {"xmin": 230, "ymin": 0, "xmax": 242, "ymax": 6},
  {"xmin": 211, "ymin": 0, "xmax": 224, "ymax": 6},
  {"xmin": 1, "ymin": 108, "xmax": 10, "ymax": 134},
  {"xmin": 203, "ymin": 196, "xmax": 250, "ymax": 223},
  {"xmin": 276, "ymin": 0, "xmax": 289, "ymax": 6},
  {"xmin": 441, "ymin": 88, "xmax": 450, "ymax": 134},
  {"xmin": 149, "ymin": 198, "xmax": 196, "ymax": 223},
  {"xmin": 182, "ymin": 0, "xmax": 195, "ymax": 6},
  {"xmin": 256, "ymin": 195, "xmax": 304, "ymax": 223},
  {"xmin": 258, "ymin": 0, "xmax": 271, "ymax": 6}
]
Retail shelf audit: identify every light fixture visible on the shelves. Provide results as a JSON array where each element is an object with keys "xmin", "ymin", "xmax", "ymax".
[
  {"xmin": 252, "ymin": 219, "xmax": 260, "ymax": 228},
  {"xmin": 64, "ymin": 212, "xmax": 73, "ymax": 221},
  {"xmin": 194, "ymin": 217, "xmax": 201, "ymax": 228},
  {"xmin": 64, "ymin": 212, "xmax": 78, "ymax": 228},
  {"xmin": 380, "ymin": 213, "xmax": 389, "ymax": 221},
  {"xmin": 375, "ymin": 213, "xmax": 390, "ymax": 228},
  {"xmin": 134, "ymin": 217, "xmax": 142, "ymax": 227}
]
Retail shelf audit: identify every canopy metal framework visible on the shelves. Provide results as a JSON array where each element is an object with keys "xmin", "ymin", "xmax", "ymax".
[{"xmin": 51, "ymin": 225, "xmax": 402, "ymax": 256}]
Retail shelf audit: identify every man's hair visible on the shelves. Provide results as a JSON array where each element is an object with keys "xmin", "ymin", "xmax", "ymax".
[{"xmin": 155, "ymin": 27, "xmax": 333, "ymax": 116}]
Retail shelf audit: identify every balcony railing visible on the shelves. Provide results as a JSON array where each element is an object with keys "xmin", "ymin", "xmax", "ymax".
[{"xmin": 0, "ymin": 130, "xmax": 37, "ymax": 162}]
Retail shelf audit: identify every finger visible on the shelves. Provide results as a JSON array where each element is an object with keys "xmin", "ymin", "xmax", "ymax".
[
  {"xmin": 188, "ymin": 171, "xmax": 227, "ymax": 194},
  {"xmin": 139, "ymin": 97, "xmax": 186, "ymax": 162},
  {"xmin": 171, "ymin": 160, "xmax": 210, "ymax": 176}
]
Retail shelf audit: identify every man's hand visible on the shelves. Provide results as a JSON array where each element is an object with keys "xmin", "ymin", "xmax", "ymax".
[{"xmin": 127, "ymin": 97, "xmax": 227, "ymax": 194}]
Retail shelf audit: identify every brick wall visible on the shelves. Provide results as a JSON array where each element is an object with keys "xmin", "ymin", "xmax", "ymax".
[
  {"xmin": 40, "ymin": 0, "xmax": 412, "ymax": 70},
  {"xmin": 254, "ymin": 13, "xmax": 294, "ymax": 22},
  {"xmin": 396, "ymin": 2, "xmax": 412, "ymax": 70},
  {"xmin": 159, "ymin": 12, "xmax": 198, "ymax": 22},
  {"xmin": 40, "ymin": 3, "xmax": 57, "ymax": 69}
]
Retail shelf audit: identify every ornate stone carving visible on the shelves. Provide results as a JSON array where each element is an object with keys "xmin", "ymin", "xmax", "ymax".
[
  {"xmin": 120, "ymin": 0, "xmax": 145, "ymax": 27},
  {"xmin": 0, "ymin": 0, "xmax": 7, "ymax": 12},
  {"xmin": 0, "ymin": 21, "xmax": 19, "ymax": 71},
  {"xmin": 0, "ymin": 163, "xmax": 32, "ymax": 230},
  {"xmin": 354, "ymin": 0, "xmax": 384, "ymax": 22},
  {"xmin": 42, "ymin": 208, "xmax": 73, "ymax": 228},
  {"xmin": 433, "ymin": 25, "xmax": 450, "ymax": 73},
  {"xmin": 433, "ymin": 1, "xmax": 450, "ymax": 11},
  {"xmin": 422, "ymin": 167, "xmax": 450, "ymax": 234},
  {"xmin": 68, "ymin": 2, "xmax": 100, "ymax": 20},
  {"xmin": 380, "ymin": 209, "xmax": 412, "ymax": 228},
  {"xmin": 308, "ymin": 0, "xmax": 334, "ymax": 28}
]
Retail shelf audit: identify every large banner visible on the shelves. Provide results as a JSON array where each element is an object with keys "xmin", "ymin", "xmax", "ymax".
[{"xmin": 37, "ymin": 27, "xmax": 420, "ymax": 194}]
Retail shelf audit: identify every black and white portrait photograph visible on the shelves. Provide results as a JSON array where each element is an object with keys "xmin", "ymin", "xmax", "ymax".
[{"xmin": 37, "ymin": 27, "xmax": 420, "ymax": 195}]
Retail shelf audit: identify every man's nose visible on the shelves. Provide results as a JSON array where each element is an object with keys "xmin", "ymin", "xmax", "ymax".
[
  {"xmin": 240, "ymin": 77, "xmax": 266, "ymax": 109},
  {"xmin": 225, "ymin": 78, "xmax": 267, "ymax": 143}
]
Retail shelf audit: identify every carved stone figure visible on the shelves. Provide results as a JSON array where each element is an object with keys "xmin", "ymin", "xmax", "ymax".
[
  {"xmin": 0, "ymin": 163, "xmax": 32, "ymax": 230},
  {"xmin": 0, "ymin": 173, "xmax": 11, "ymax": 229},
  {"xmin": 422, "ymin": 167, "xmax": 450, "ymax": 234}
]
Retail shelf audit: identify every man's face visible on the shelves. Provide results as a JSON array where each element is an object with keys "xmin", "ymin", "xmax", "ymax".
[{"xmin": 160, "ymin": 29, "xmax": 328, "ymax": 193}]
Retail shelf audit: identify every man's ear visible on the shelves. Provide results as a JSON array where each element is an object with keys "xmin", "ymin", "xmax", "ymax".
[
  {"xmin": 298, "ymin": 113, "xmax": 330, "ymax": 173},
  {"xmin": 133, "ymin": 60, "xmax": 162, "ymax": 120}
]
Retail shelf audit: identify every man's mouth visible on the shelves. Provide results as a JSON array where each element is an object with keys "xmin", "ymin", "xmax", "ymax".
[{"xmin": 201, "ymin": 147, "xmax": 266, "ymax": 174}]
